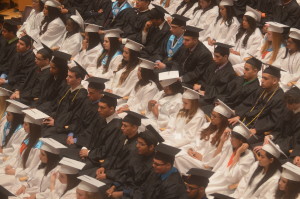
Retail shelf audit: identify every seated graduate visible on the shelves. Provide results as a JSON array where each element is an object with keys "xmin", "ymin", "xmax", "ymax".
[
  {"xmin": 0, "ymin": 87, "xmax": 13, "ymax": 119},
  {"xmin": 231, "ymin": 140, "xmax": 285, "ymax": 199},
  {"xmin": 0, "ymin": 100, "xmax": 27, "ymax": 156},
  {"xmin": 162, "ymin": 86, "xmax": 207, "ymax": 148},
  {"xmin": 0, "ymin": 35, "xmax": 35, "ymax": 91},
  {"xmin": 64, "ymin": 77, "xmax": 108, "ymax": 148},
  {"xmin": 10, "ymin": 45, "xmax": 52, "ymax": 105},
  {"xmin": 105, "ymin": 125, "xmax": 164, "ymax": 198},
  {"xmin": 183, "ymin": 168, "xmax": 214, "ymax": 199},
  {"xmin": 174, "ymin": 100, "xmax": 234, "ymax": 174},
  {"xmin": 59, "ymin": 0, "xmax": 90, "ymax": 17},
  {"xmin": 229, "ymin": 64, "xmax": 285, "ymax": 145},
  {"xmin": 136, "ymin": 143, "xmax": 187, "ymax": 199},
  {"xmin": 272, "ymin": 0, "xmax": 300, "ymax": 28},
  {"xmin": 130, "ymin": 0, "xmax": 152, "ymax": 37},
  {"xmin": 205, "ymin": 122, "xmax": 255, "ymax": 197},
  {"xmin": 42, "ymin": 61, "xmax": 88, "ymax": 142},
  {"xmin": 84, "ymin": 0, "xmax": 112, "ymax": 26},
  {"xmin": 221, "ymin": 56, "xmax": 261, "ymax": 110},
  {"xmin": 174, "ymin": 0, "xmax": 198, "ymax": 18},
  {"xmin": 76, "ymin": 175, "xmax": 105, "ymax": 199},
  {"xmin": 156, "ymin": 25, "xmax": 212, "ymax": 87},
  {"xmin": 0, "ymin": 14, "xmax": 7, "ymax": 49},
  {"xmin": 146, "ymin": 71, "xmax": 183, "ymax": 130},
  {"xmin": 117, "ymin": 58, "xmax": 160, "ymax": 114},
  {"xmin": 152, "ymin": 0, "xmax": 181, "ymax": 14}
]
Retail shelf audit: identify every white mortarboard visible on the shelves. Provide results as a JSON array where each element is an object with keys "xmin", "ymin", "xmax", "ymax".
[
  {"xmin": 41, "ymin": 0, "xmax": 47, "ymax": 3},
  {"xmin": 232, "ymin": 121, "xmax": 252, "ymax": 139},
  {"xmin": 267, "ymin": 22, "xmax": 289, "ymax": 34},
  {"xmin": 182, "ymin": 86, "xmax": 200, "ymax": 100},
  {"xmin": 77, "ymin": 175, "xmax": 105, "ymax": 192},
  {"xmin": 70, "ymin": 10, "xmax": 84, "ymax": 30},
  {"xmin": 0, "ymin": 87, "xmax": 13, "ymax": 97},
  {"xmin": 59, "ymin": 157, "xmax": 86, "ymax": 174},
  {"xmin": 262, "ymin": 140, "xmax": 287, "ymax": 159},
  {"xmin": 6, "ymin": 100, "xmax": 29, "ymax": 114},
  {"xmin": 159, "ymin": 71, "xmax": 180, "ymax": 87},
  {"xmin": 213, "ymin": 99, "xmax": 235, "ymax": 118},
  {"xmin": 219, "ymin": 0, "xmax": 234, "ymax": 6},
  {"xmin": 22, "ymin": 109, "xmax": 50, "ymax": 125},
  {"xmin": 40, "ymin": 138, "xmax": 67, "ymax": 154},
  {"xmin": 138, "ymin": 57, "xmax": 155, "ymax": 70},
  {"xmin": 103, "ymin": 29, "xmax": 123, "ymax": 38},
  {"xmin": 245, "ymin": 6, "xmax": 261, "ymax": 22},
  {"xmin": 45, "ymin": 0, "xmax": 61, "ymax": 7},
  {"xmin": 289, "ymin": 28, "xmax": 300, "ymax": 40},
  {"xmin": 124, "ymin": 39, "xmax": 144, "ymax": 52},
  {"xmin": 281, "ymin": 162, "xmax": 300, "ymax": 182},
  {"xmin": 85, "ymin": 23, "xmax": 102, "ymax": 33}
]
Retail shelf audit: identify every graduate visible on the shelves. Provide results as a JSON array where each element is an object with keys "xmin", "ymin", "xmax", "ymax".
[
  {"xmin": 231, "ymin": 140, "xmax": 285, "ymax": 199},
  {"xmin": 131, "ymin": 0, "xmax": 152, "ymax": 37},
  {"xmin": 272, "ymin": 0, "xmax": 300, "ymax": 28},
  {"xmin": 162, "ymin": 87, "xmax": 208, "ymax": 148},
  {"xmin": 84, "ymin": 0, "xmax": 112, "ymax": 26},
  {"xmin": 146, "ymin": 71, "xmax": 183, "ymax": 130},
  {"xmin": 76, "ymin": 175, "xmax": 105, "ymax": 199},
  {"xmin": 205, "ymin": 121, "xmax": 255, "ymax": 197},
  {"xmin": 174, "ymin": 0, "xmax": 198, "ymax": 18},
  {"xmin": 152, "ymin": 0, "xmax": 181, "ymax": 14},
  {"xmin": 0, "ymin": 87, "xmax": 12, "ymax": 118},
  {"xmin": 290, "ymin": 145, "xmax": 300, "ymax": 167},
  {"xmin": 174, "ymin": 100, "xmax": 234, "ymax": 174},
  {"xmin": 117, "ymin": 58, "xmax": 159, "ymax": 114}
]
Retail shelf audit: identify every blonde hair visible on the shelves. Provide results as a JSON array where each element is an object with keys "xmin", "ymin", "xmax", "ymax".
[
  {"xmin": 261, "ymin": 32, "xmax": 284, "ymax": 64},
  {"xmin": 177, "ymin": 99, "xmax": 199, "ymax": 124}
]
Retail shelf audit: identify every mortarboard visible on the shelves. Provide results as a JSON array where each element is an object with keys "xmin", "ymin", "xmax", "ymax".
[
  {"xmin": 246, "ymin": 55, "xmax": 262, "ymax": 70},
  {"xmin": 219, "ymin": 0, "xmax": 234, "ymax": 6},
  {"xmin": 0, "ymin": 87, "xmax": 13, "ymax": 97},
  {"xmin": 232, "ymin": 121, "xmax": 252, "ymax": 140},
  {"xmin": 154, "ymin": 143, "xmax": 181, "ymax": 164},
  {"xmin": 281, "ymin": 162, "xmax": 300, "ymax": 182},
  {"xmin": 213, "ymin": 99, "xmax": 235, "ymax": 118},
  {"xmin": 41, "ymin": 42, "xmax": 53, "ymax": 55},
  {"xmin": 184, "ymin": 168, "xmax": 214, "ymax": 187},
  {"xmin": 59, "ymin": 157, "xmax": 86, "ymax": 174},
  {"xmin": 45, "ymin": 0, "xmax": 61, "ymax": 8},
  {"xmin": 6, "ymin": 99, "xmax": 28, "ymax": 114},
  {"xmin": 266, "ymin": 22, "xmax": 289, "ymax": 34},
  {"xmin": 263, "ymin": 63, "xmax": 285, "ymax": 79},
  {"xmin": 214, "ymin": 42, "xmax": 233, "ymax": 49},
  {"xmin": 99, "ymin": 92, "xmax": 122, "ymax": 108},
  {"xmin": 123, "ymin": 111, "xmax": 147, "ymax": 126},
  {"xmin": 262, "ymin": 140, "xmax": 287, "ymax": 159},
  {"xmin": 289, "ymin": 28, "xmax": 300, "ymax": 41},
  {"xmin": 141, "ymin": 124, "xmax": 165, "ymax": 144},
  {"xmin": 149, "ymin": 4, "xmax": 169, "ymax": 19},
  {"xmin": 85, "ymin": 23, "xmax": 102, "ymax": 33},
  {"xmin": 211, "ymin": 193, "xmax": 235, "ymax": 199},
  {"xmin": 0, "ymin": 14, "xmax": 8, "ymax": 23},
  {"xmin": 77, "ymin": 175, "xmax": 105, "ymax": 192},
  {"xmin": 184, "ymin": 26, "xmax": 203, "ymax": 38},
  {"xmin": 103, "ymin": 29, "xmax": 123, "ymax": 38},
  {"xmin": 40, "ymin": 138, "xmax": 67, "ymax": 154},
  {"xmin": 245, "ymin": 6, "xmax": 261, "ymax": 22},
  {"xmin": 53, "ymin": 50, "xmax": 72, "ymax": 61},
  {"xmin": 171, "ymin": 14, "xmax": 189, "ymax": 27},
  {"xmin": 20, "ymin": 34, "xmax": 34, "ymax": 46},
  {"xmin": 139, "ymin": 57, "xmax": 155, "ymax": 70},
  {"xmin": 72, "ymin": 61, "xmax": 88, "ymax": 79},
  {"xmin": 182, "ymin": 86, "xmax": 200, "ymax": 100},
  {"xmin": 214, "ymin": 42, "xmax": 233, "ymax": 55},
  {"xmin": 159, "ymin": 71, "xmax": 180, "ymax": 87},
  {"xmin": 22, "ymin": 108, "xmax": 50, "ymax": 125},
  {"xmin": 70, "ymin": 10, "xmax": 84, "ymax": 30},
  {"xmin": 86, "ymin": 77, "xmax": 108, "ymax": 90},
  {"xmin": 125, "ymin": 39, "xmax": 144, "ymax": 52}
]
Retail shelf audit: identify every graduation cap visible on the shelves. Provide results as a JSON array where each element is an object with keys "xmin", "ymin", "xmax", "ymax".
[
  {"xmin": 0, "ymin": 87, "xmax": 13, "ymax": 97},
  {"xmin": 149, "ymin": 4, "xmax": 169, "ymax": 19},
  {"xmin": 59, "ymin": 157, "xmax": 86, "ymax": 174},
  {"xmin": 182, "ymin": 86, "xmax": 200, "ymax": 100},
  {"xmin": 125, "ymin": 39, "xmax": 144, "ymax": 52},
  {"xmin": 22, "ymin": 108, "xmax": 50, "ymax": 125},
  {"xmin": 262, "ymin": 139, "xmax": 287, "ymax": 159},
  {"xmin": 281, "ymin": 162, "xmax": 300, "ymax": 182},
  {"xmin": 244, "ymin": 6, "xmax": 261, "ymax": 22},
  {"xmin": 6, "ymin": 99, "xmax": 29, "ymax": 114},
  {"xmin": 184, "ymin": 26, "xmax": 203, "ymax": 38},
  {"xmin": 289, "ymin": 28, "xmax": 300, "ymax": 41},
  {"xmin": 154, "ymin": 143, "xmax": 181, "ymax": 164},
  {"xmin": 246, "ymin": 55, "xmax": 262, "ymax": 70},
  {"xmin": 103, "ymin": 29, "xmax": 123, "ymax": 38},
  {"xmin": 45, "ymin": 0, "xmax": 61, "ymax": 8},
  {"xmin": 171, "ymin": 14, "xmax": 189, "ymax": 27},
  {"xmin": 213, "ymin": 99, "xmax": 235, "ymax": 118},
  {"xmin": 0, "ymin": 185, "xmax": 15, "ymax": 199},
  {"xmin": 159, "ymin": 71, "xmax": 180, "ymax": 87},
  {"xmin": 70, "ymin": 10, "xmax": 84, "ymax": 30},
  {"xmin": 40, "ymin": 138, "xmax": 67, "ymax": 154},
  {"xmin": 19, "ymin": 34, "xmax": 34, "ymax": 46},
  {"xmin": 41, "ymin": 42, "xmax": 53, "ymax": 55},
  {"xmin": 214, "ymin": 42, "xmax": 233, "ymax": 56},
  {"xmin": 232, "ymin": 120, "xmax": 252, "ymax": 140},
  {"xmin": 0, "ymin": 14, "xmax": 8, "ymax": 23},
  {"xmin": 85, "ymin": 23, "xmax": 102, "ymax": 33},
  {"xmin": 123, "ymin": 111, "xmax": 147, "ymax": 126},
  {"xmin": 139, "ymin": 124, "xmax": 164, "ymax": 146},
  {"xmin": 86, "ymin": 77, "xmax": 108, "ymax": 90},
  {"xmin": 262, "ymin": 63, "xmax": 285, "ymax": 79},
  {"xmin": 210, "ymin": 193, "xmax": 235, "ymax": 199},
  {"xmin": 77, "ymin": 175, "xmax": 106, "ymax": 192},
  {"xmin": 99, "ymin": 92, "xmax": 122, "ymax": 108},
  {"xmin": 71, "ymin": 61, "xmax": 89, "ymax": 79},
  {"xmin": 266, "ymin": 21, "xmax": 289, "ymax": 34},
  {"xmin": 184, "ymin": 168, "xmax": 214, "ymax": 187},
  {"xmin": 139, "ymin": 57, "xmax": 155, "ymax": 70},
  {"xmin": 53, "ymin": 50, "xmax": 72, "ymax": 61},
  {"xmin": 219, "ymin": 0, "xmax": 234, "ymax": 6},
  {"xmin": 4, "ymin": 19, "xmax": 22, "ymax": 26}
]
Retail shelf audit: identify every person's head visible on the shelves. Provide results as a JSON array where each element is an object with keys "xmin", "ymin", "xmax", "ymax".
[
  {"xmin": 199, "ymin": 0, "xmax": 213, "ymax": 9},
  {"xmin": 121, "ymin": 121, "xmax": 138, "ymax": 138},
  {"xmin": 6, "ymin": 111, "xmax": 14, "ymax": 122},
  {"xmin": 261, "ymin": 68, "xmax": 280, "ymax": 90},
  {"xmin": 183, "ymin": 36, "xmax": 198, "ymax": 49},
  {"xmin": 210, "ymin": 110, "xmax": 228, "ymax": 127},
  {"xmin": 35, "ymin": 48, "xmax": 52, "ymax": 67},
  {"xmin": 16, "ymin": 36, "xmax": 32, "ymax": 53},
  {"xmin": 66, "ymin": 18, "xmax": 80, "ymax": 33},
  {"xmin": 242, "ymin": 15, "xmax": 256, "ymax": 31},
  {"xmin": 243, "ymin": 57, "xmax": 261, "ymax": 81},
  {"xmin": 218, "ymin": 4, "xmax": 234, "ymax": 20},
  {"xmin": 86, "ymin": 32, "xmax": 101, "ymax": 50},
  {"xmin": 137, "ymin": 126, "xmax": 164, "ymax": 155},
  {"xmin": 122, "ymin": 111, "xmax": 144, "ymax": 138},
  {"xmin": 87, "ymin": 86, "xmax": 103, "ymax": 102},
  {"xmin": 257, "ymin": 149, "xmax": 279, "ymax": 168},
  {"xmin": 135, "ymin": 0, "xmax": 150, "ymax": 11},
  {"xmin": 43, "ymin": 3, "xmax": 61, "ymax": 19},
  {"xmin": 98, "ymin": 94, "xmax": 119, "ymax": 118},
  {"xmin": 230, "ymin": 125, "xmax": 249, "ymax": 150},
  {"xmin": 170, "ymin": 14, "xmax": 188, "ymax": 37},
  {"xmin": 213, "ymin": 44, "xmax": 230, "ymax": 66},
  {"xmin": 163, "ymin": 80, "xmax": 183, "ymax": 95},
  {"xmin": 182, "ymin": 98, "xmax": 198, "ymax": 111},
  {"xmin": 76, "ymin": 189, "xmax": 101, "ymax": 199},
  {"xmin": 32, "ymin": 0, "xmax": 44, "ymax": 12},
  {"xmin": 50, "ymin": 57, "xmax": 68, "ymax": 79},
  {"xmin": 284, "ymin": 87, "xmax": 300, "ymax": 111},
  {"xmin": 148, "ymin": 6, "xmax": 165, "ymax": 26},
  {"xmin": 103, "ymin": 36, "xmax": 120, "ymax": 52},
  {"xmin": 153, "ymin": 144, "xmax": 180, "ymax": 174},
  {"xmin": 2, "ymin": 21, "xmax": 17, "ymax": 40},
  {"xmin": 287, "ymin": 37, "xmax": 300, "ymax": 53},
  {"xmin": 66, "ymin": 69, "xmax": 82, "ymax": 88},
  {"xmin": 170, "ymin": 24, "xmax": 185, "ymax": 37}
]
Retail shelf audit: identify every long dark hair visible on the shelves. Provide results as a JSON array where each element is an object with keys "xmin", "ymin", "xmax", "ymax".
[
  {"xmin": 66, "ymin": 18, "xmax": 81, "ymax": 38},
  {"xmin": 51, "ymin": 57, "xmax": 68, "ymax": 82},
  {"xmin": 87, "ymin": 32, "xmax": 101, "ymax": 50},
  {"xmin": 134, "ymin": 68, "xmax": 158, "ymax": 91},
  {"xmin": 38, "ymin": 0, "xmax": 45, "ymax": 12},
  {"xmin": 283, "ymin": 37, "xmax": 300, "ymax": 59},
  {"xmin": 166, "ymin": 81, "xmax": 183, "ymax": 95},
  {"xmin": 275, "ymin": 179, "xmax": 300, "ymax": 199},
  {"xmin": 176, "ymin": 0, "xmax": 198, "ymax": 16},
  {"xmin": 22, "ymin": 123, "xmax": 42, "ymax": 169},
  {"xmin": 38, "ymin": 151, "xmax": 61, "ymax": 176},
  {"xmin": 40, "ymin": 6, "xmax": 65, "ymax": 35},
  {"xmin": 235, "ymin": 15, "xmax": 256, "ymax": 47},
  {"xmin": 215, "ymin": 5, "xmax": 235, "ymax": 27},
  {"xmin": 193, "ymin": 0, "xmax": 217, "ymax": 15},
  {"xmin": 4, "ymin": 112, "xmax": 24, "ymax": 147},
  {"xmin": 63, "ymin": 174, "xmax": 80, "ymax": 195},
  {"xmin": 248, "ymin": 151, "xmax": 282, "ymax": 193}
]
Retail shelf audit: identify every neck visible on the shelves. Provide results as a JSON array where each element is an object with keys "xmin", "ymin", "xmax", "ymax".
[
  {"xmin": 196, "ymin": 192, "xmax": 206, "ymax": 199},
  {"xmin": 106, "ymin": 111, "xmax": 115, "ymax": 119},
  {"xmin": 263, "ymin": 165, "xmax": 269, "ymax": 174},
  {"xmin": 245, "ymin": 75, "xmax": 257, "ymax": 82},
  {"xmin": 217, "ymin": 60, "xmax": 228, "ymax": 67},
  {"xmin": 138, "ymin": 7, "xmax": 148, "ymax": 12},
  {"xmin": 265, "ymin": 84, "xmax": 278, "ymax": 93},
  {"xmin": 189, "ymin": 41, "xmax": 198, "ymax": 50},
  {"xmin": 71, "ymin": 83, "xmax": 81, "ymax": 90},
  {"xmin": 127, "ymin": 131, "xmax": 138, "ymax": 139}
]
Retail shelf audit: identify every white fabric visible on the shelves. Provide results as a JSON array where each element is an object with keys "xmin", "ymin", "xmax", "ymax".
[
  {"xmin": 151, "ymin": 0, "xmax": 181, "ymax": 15},
  {"xmin": 35, "ymin": 179, "xmax": 76, "ymax": 199},
  {"xmin": 17, "ymin": 10, "xmax": 44, "ymax": 39},
  {"xmin": 175, "ymin": 3, "xmax": 198, "ymax": 19},
  {"xmin": 58, "ymin": 32, "xmax": 83, "ymax": 57}
]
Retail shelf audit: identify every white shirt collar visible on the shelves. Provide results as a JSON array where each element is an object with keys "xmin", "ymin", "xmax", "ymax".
[
  {"xmin": 106, "ymin": 112, "xmax": 119, "ymax": 124},
  {"xmin": 159, "ymin": 21, "xmax": 166, "ymax": 30},
  {"xmin": 70, "ymin": 84, "xmax": 83, "ymax": 93},
  {"xmin": 41, "ymin": 65, "xmax": 50, "ymax": 71}
]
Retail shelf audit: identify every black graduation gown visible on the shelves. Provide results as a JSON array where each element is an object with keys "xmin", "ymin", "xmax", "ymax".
[
  {"xmin": 233, "ymin": 0, "xmax": 253, "ymax": 22},
  {"xmin": 272, "ymin": 0, "xmax": 300, "ymax": 28},
  {"xmin": 84, "ymin": 0, "xmax": 112, "ymax": 25},
  {"xmin": 165, "ymin": 42, "xmax": 213, "ymax": 86},
  {"xmin": 235, "ymin": 87, "xmax": 285, "ymax": 142},
  {"xmin": 127, "ymin": 9, "xmax": 151, "ymax": 41},
  {"xmin": 61, "ymin": 0, "xmax": 90, "ymax": 17},
  {"xmin": 251, "ymin": 0, "xmax": 274, "ymax": 24},
  {"xmin": 0, "ymin": 38, "xmax": 18, "ymax": 75}
]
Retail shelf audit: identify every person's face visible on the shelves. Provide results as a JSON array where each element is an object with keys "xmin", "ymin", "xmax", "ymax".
[
  {"xmin": 123, "ymin": 47, "xmax": 130, "ymax": 61},
  {"xmin": 32, "ymin": 0, "xmax": 41, "ymax": 11},
  {"xmin": 186, "ymin": 183, "xmax": 200, "ymax": 199},
  {"xmin": 49, "ymin": 61, "xmax": 59, "ymax": 75},
  {"xmin": 267, "ymin": 31, "xmax": 273, "ymax": 42},
  {"xmin": 243, "ymin": 63, "xmax": 257, "ymax": 81},
  {"xmin": 183, "ymin": 36, "xmax": 197, "ymax": 49},
  {"xmin": 286, "ymin": 103, "xmax": 299, "ymax": 112},
  {"xmin": 6, "ymin": 112, "xmax": 13, "ymax": 122},
  {"xmin": 199, "ymin": 0, "xmax": 210, "ymax": 9},
  {"xmin": 76, "ymin": 188, "xmax": 88, "ymax": 199},
  {"xmin": 137, "ymin": 67, "xmax": 142, "ymax": 80},
  {"xmin": 66, "ymin": 71, "xmax": 80, "ymax": 87},
  {"xmin": 257, "ymin": 150, "xmax": 274, "ymax": 167},
  {"xmin": 286, "ymin": 38, "xmax": 298, "ymax": 52},
  {"xmin": 230, "ymin": 136, "xmax": 243, "ymax": 149},
  {"xmin": 293, "ymin": 156, "xmax": 300, "ymax": 167},
  {"xmin": 213, "ymin": 52, "xmax": 227, "ymax": 66},
  {"xmin": 150, "ymin": 19, "xmax": 161, "ymax": 27},
  {"xmin": 23, "ymin": 122, "xmax": 30, "ymax": 133},
  {"xmin": 66, "ymin": 19, "xmax": 76, "ymax": 33},
  {"xmin": 98, "ymin": 102, "xmax": 113, "ymax": 118},
  {"xmin": 39, "ymin": 150, "xmax": 48, "ymax": 164},
  {"xmin": 1, "ymin": 28, "xmax": 12, "ymax": 40},
  {"xmin": 170, "ymin": 24, "xmax": 184, "ymax": 37},
  {"xmin": 182, "ymin": 98, "xmax": 192, "ymax": 110},
  {"xmin": 16, "ymin": 40, "xmax": 29, "ymax": 53},
  {"xmin": 87, "ymin": 87, "xmax": 102, "ymax": 102},
  {"xmin": 210, "ymin": 111, "xmax": 222, "ymax": 126},
  {"xmin": 242, "ymin": 16, "xmax": 250, "ymax": 30},
  {"xmin": 136, "ymin": 137, "xmax": 153, "ymax": 155},
  {"xmin": 35, "ymin": 53, "xmax": 49, "ymax": 67},
  {"xmin": 135, "ymin": 0, "xmax": 149, "ymax": 10},
  {"xmin": 152, "ymin": 158, "xmax": 170, "ymax": 174},
  {"xmin": 103, "ymin": 37, "xmax": 111, "ymax": 51},
  {"xmin": 163, "ymin": 85, "xmax": 173, "ymax": 95},
  {"xmin": 278, "ymin": 177, "xmax": 288, "ymax": 191},
  {"xmin": 43, "ymin": 5, "xmax": 49, "ymax": 16},
  {"xmin": 219, "ymin": 6, "xmax": 227, "ymax": 18},
  {"xmin": 261, "ymin": 73, "xmax": 277, "ymax": 89},
  {"xmin": 121, "ymin": 122, "xmax": 137, "ymax": 137},
  {"xmin": 58, "ymin": 172, "xmax": 68, "ymax": 184}
]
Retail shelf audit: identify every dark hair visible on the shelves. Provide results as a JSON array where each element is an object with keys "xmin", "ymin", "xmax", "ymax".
[
  {"xmin": 51, "ymin": 57, "xmax": 68, "ymax": 81},
  {"xmin": 4, "ymin": 113, "xmax": 24, "ymax": 147},
  {"xmin": 38, "ymin": 0, "xmax": 45, "ymax": 12},
  {"xmin": 134, "ymin": 68, "xmax": 158, "ymax": 91},
  {"xmin": 167, "ymin": 81, "xmax": 183, "ymax": 95},
  {"xmin": 176, "ymin": 0, "xmax": 198, "ymax": 16},
  {"xmin": 248, "ymin": 151, "xmax": 281, "ymax": 193},
  {"xmin": 37, "ymin": 48, "xmax": 52, "ymax": 60},
  {"xmin": 22, "ymin": 123, "xmax": 42, "ymax": 169},
  {"xmin": 63, "ymin": 174, "xmax": 80, "ymax": 195},
  {"xmin": 87, "ymin": 32, "xmax": 101, "ymax": 50},
  {"xmin": 235, "ymin": 15, "xmax": 256, "ymax": 47},
  {"xmin": 3, "ymin": 23, "xmax": 17, "ymax": 35},
  {"xmin": 40, "ymin": 6, "xmax": 65, "ymax": 35},
  {"xmin": 215, "ymin": 5, "xmax": 236, "ymax": 27},
  {"xmin": 38, "ymin": 151, "xmax": 61, "ymax": 176},
  {"xmin": 69, "ymin": 66, "xmax": 85, "ymax": 79},
  {"xmin": 284, "ymin": 37, "xmax": 300, "ymax": 59},
  {"xmin": 66, "ymin": 18, "xmax": 81, "ymax": 38},
  {"xmin": 193, "ymin": 0, "xmax": 217, "ymax": 15},
  {"xmin": 284, "ymin": 87, "xmax": 300, "ymax": 104},
  {"xmin": 231, "ymin": 131, "xmax": 248, "ymax": 144},
  {"xmin": 214, "ymin": 46, "xmax": 230, "ymax": 56},
  {"xmin": 275, "ymin": 179, "xmax": 300, "ymax": 199}
]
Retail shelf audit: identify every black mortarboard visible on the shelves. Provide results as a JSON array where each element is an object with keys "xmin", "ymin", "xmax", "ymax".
[
  {"xmin": 3, "ymin": 19, "xmax": 18, "ymax": 33},
  {"xmin": 263, "ymin": 63, "xmax": 285, "ymax": 78},
  {"xmin": 139, "ymin": 125, "xmax": 164, "ymax": 146},
  {"xmin": 86, "ymin": 77, "xmax": 108, "ymax": 90},
  {"xmin": 155, "ymin": 143, "xmax": 181, "ymax": 164},
  {"xmin": 0, "ymin": 14, "xmax": 8, "ymax": 23},
  {"xmin": 41, "ymin": 42, "xmax": 53, "ymax": 55},
  {"xmin": 53, "ymin": 51, "xmax": 72, "ymax": 61},
  {"xmin": 148, "ymin": 4, "xmax": 169, "ymax": 19},
  {"xmin": 123, "ymin": 111, "xmax": 147, "ymax": 126},
  {"xmin": 246, "ymin": 55, "xmax": 262, "ymax": 70},
  {"xmin": 184, "ymin": 26, "xmax": 203, "ymax": 38},
  {"xmin": 4, "ymin": 19, "xmax": 22, "ymax": 26},
  {"xmin": 214, "ymin": 42, "xmax": 233, "ymax": 56},
  {"xmin": 183, "ymin": 168, "xmax": 214, "ymax": 187},
  {"xmin": 99, "ymin": 92, "xmax": 122, "ymax": 108},
  {"xmin": 171, "ymin": 14, "xmax": 189, "ymax": 26},
  {"xmin": 214, "ymin": 42, "xmax": 233, "ymax": 49},
  {"xmin": 20, "ymin": 34, "xmax": 33, "ymax": 46},
  {"xmin": 0, "ymin": 185, "xmax": 15, "ymax": 199},
  {"xmin": 71, "ymin": 61, "xmax": 88, "ymax": 79},
  {"xmin": 211, "ymin": 193, "xmax": 235, "ymax": 199}
]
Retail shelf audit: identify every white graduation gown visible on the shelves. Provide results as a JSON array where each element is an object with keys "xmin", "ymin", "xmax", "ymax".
[
  {"xmin": 175, "ymin": 3, "xmax": 198, "ymax": 19},
  {"xmin": 59, "ymin": 32, "xmax": 83, "ymax": 57},
  {"xmin": 17, "ymin": 10, "xmax": 44, "ymax": 39},
  {"xmin": 151, "ymin": 0, "xmax": 181, "ymax": 14},
  {"xmin": 231, "ymin": 161, "xmax": 281, "ymax": 199},
  {"xmin": 162, "ymin": 108, "xmax": 208, "ymax": 148}
]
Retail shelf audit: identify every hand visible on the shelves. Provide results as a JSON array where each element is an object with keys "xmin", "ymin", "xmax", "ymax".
[
  {"xmin": 10, "ymin": 90, "xmax": 20, "ymax": 99},
  {"xmin": 82, "ymin": 39, "xmax": 88, "ymax": 50},
  {"xmin": 5, "ymin": 167, "xmax": 15, "ymax": 175},
  {"xmin": 220, "ymin": 129, "xmax": 231, "ymax": 143},
  {"xmin": 15, "ymin": 185, "xmax": 26, "ymax": 195},
  {"xmin": 51, "ymin": 46, "xmax": 60, "ymax": 51},
  {"xmin": 236, "ymin": 143, "xmax": 249, "ymax": 155},
  {"xmin": 96, "ymin": 173, "xmax": 106, "ymax": 180},
  {"xmin": 116, "ymin": 106, "xmax": 129, "ymax": 114},
  {"xmin": 166, "ymin": 16, "xmax": 172, "ymax": 24},
  {"xmin": 144, "ymin": 21, "xmax": 152, "ymax": 32},
  {"xmin": 50, "ymin": 172, "xmax": 58, "ymax": 191},
  {"xmin": 154, "ymin": 61, "xmax": 166, "ymax": 69},
  {"xmin": 193, "ymin": 84, "xmax": 201, "ymax": 91},
  {"xmin": 106, "ymin": 186, "xmax": 116, "ymax": 197},
  {"xmin": 253, "ymin": 145, "xmax": 262, "ymax": 154},
  {"xmin": 98, "ymin": 9, "xmax": 103, "ymax": 13},
  {"xmin": 111, "ymin": 191, "xmax": 123, "ymax": 198},
  {"xmin": 228, "ymin": 116, "xmax": 240, "ymax": 125},
  {"xmin": 263, "ymin": 135, "xmax": 272, "ymax": 145},
  {"xmin": 43, "ymin": 117, "xmax": 54, "ymax": 126},
  {"xmin": 199, "ymin": 90, "xmax": 205, "ymax": 96},
  {"xmin": 66, "ymin": 136, "xmax": 74, "ymax": 145},
  {"xmin": 0, "ymin": 78, "xmax": 5, "ymax": 85},
  {"xmin": 105, "ymin": 89, "xmax": 113, "ymax": 93},
  {"xmin": 152, "ymin": 103, "xmax": 159, "ymax": 118},
  {"xmin": 249, "ymin": 129, "xmax": 257, "ymax": 136},
  {"xmin": 61, "ymin": 8, "xmax": 68, "ymax": 14},
  {"xmin": 96, "ymin": 167, "xmax": 105, "ymax": 176},
  {"xmin": 207, "ymin": 38, "xmax": 216, "ymax": 46},
  {"xmin": 0, "ymin": 147, "xmax": 2, "ymax": 153},
  {"xmin": 98, "ymin": 30, "xmax": 105, "ymax": 35},
  {"xmin": 148, "ymin": 100, "xmax": 157, "ymax": 111},
  {"xmin": 79, "ymin": 149, "xmax": 89, "ymax": 159},
  {"xmin": 230, "ymin": 49, "xmax": 240, "ymax": 55}
]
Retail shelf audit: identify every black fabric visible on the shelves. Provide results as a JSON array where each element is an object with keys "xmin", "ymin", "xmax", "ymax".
[
  {"xmin": 84, "ymin": 0, "xmax": 112, "ymax": 25},
  {"xmin": 272, "ymin": 0, "xmax": 300, "ymax": 28},
  {"xmin": 0, "ymin": 38, "xmax": 18, "ymax": 75}
]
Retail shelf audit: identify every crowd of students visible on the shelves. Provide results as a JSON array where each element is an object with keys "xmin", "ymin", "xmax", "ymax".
[{"xmin": 0, "ymin": 0, "xmax": 300, "ymax": 198}]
